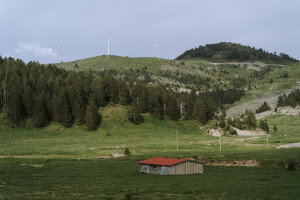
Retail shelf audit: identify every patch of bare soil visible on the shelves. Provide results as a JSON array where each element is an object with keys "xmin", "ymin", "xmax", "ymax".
[
  {"xmin": 96, "ymin": 153, "xmax": 124, "ymax": 159},
  {"xmin": 202, "ymin": 160, "xmax": 260, "ymax": 167},
  {"xmin": 276, "ymin": 142, "xmax": 300, "ymax": 149},
  {"xmin": 205, "ymin": 129, "xmax": 224, "ymax": 137},
  {"xmin": 233, "ymin": 127, "xmax": 266, "ymax": 136},
  {"xmin": 21, "ymin": 164, "xmax": 43, "ymax": 167}
]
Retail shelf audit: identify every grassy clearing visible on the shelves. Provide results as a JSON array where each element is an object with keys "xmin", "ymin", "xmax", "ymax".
[
  {"xmin": 1, "ymin": 156, "xmax": 300, "ymax": 200},
  {"xmin": 1, "ymin": 103, "xmax": 300, "ymax": 199},
  {"xmin": 1, "ymin": 103, "xmax": 299, "ymax": 159}
]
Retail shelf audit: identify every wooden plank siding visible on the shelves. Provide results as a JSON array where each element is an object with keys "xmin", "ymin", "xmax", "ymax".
[{"xmin": 139, "ymin": 161, "xmax": 203, "ymax": 175}]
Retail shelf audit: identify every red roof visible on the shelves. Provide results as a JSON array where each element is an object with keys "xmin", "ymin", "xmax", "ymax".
[{"xmin": 138, "ymin": 157, "xmax": 187, "ymax": 166}]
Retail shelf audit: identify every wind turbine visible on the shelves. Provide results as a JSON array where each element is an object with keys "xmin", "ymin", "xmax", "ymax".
[
  {"xmin": 60, "ymin": 46, "xmax": 63, "ymax": 63},
  {"xmin": 106, "ymin": 33, "xmax": 111, "ymax": 56},
  {"xmin": 151, "ymin": 39, "xmax": 159, "ymax": 58}
]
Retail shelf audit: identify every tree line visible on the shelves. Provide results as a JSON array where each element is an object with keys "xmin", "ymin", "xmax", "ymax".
[
  {"xmin": 176, "ymin": 42, "xmax": 298, "ymax": 63},
  {"xmin": 0, "ymin": 56, "xmax": 245, "ymax": 130},
  {"xmin": 277, "ymin": 89, "xmax": 300, "ymax": 108}
]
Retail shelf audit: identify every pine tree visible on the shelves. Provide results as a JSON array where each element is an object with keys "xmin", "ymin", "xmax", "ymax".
[
  {"xmin": 73, "ymin": 99, "xmax": 86, "ymax": 125},
  {"xmin": 118, "ymin": 78, "xmax": 129, "ymax": 105},
  {"xmin": 85, "ymin": 101, "xmax": 101, "ymax": 131},
  {"xmin": 32, "ymin": 95, "xmax": 48, "ymax": 127},
  {"xmin": 244, "ymin": 110, "xmax": 256, "ymax": 128},
  {"xmin": 148, "ymin": 88, "xmax": 164, "ymax": 120},
  {"xmin": 127, "ymin": 100, "xmax": 143, "ymax": 124},
  {"xmin": 22, "ymin": 85, "xmax": 34, "ymax": 117},
  {"xmin": 168, "ymin": 96, "xmax": 180, "ymax": 121},
  {"xmin": 61, "ymin": 102, "xmax": 72, "ymax": 128},
  {"xmin": 193, "ymin": 98, "xmax": 208, "ymax": 124},
  {"xmin": 273, "ymin": 125, "xmax": 277, "ymax": 132},
  {"xmin": 90, "ymin": 77, "xmax": 106, "ymax": 107},
  {"xmin": 183, "ymin": 94, "xmax": 194, "ymax": 120}
]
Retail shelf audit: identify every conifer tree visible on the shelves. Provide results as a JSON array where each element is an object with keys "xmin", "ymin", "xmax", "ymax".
[
  {"xmin": 85, "ymin": 101, "xmax": 101, "ymax": 131},
  {"xmin": 32, "ymin": 95, "xmax": 48, "ymax": 127},
  {"xmin": 61, "ymin": 102, "xmax": 72, "ymax": 128},
  {"xmin": 127, "ymin": 100, "xmax": 143, "ymax": 124},
  {"xmin": 168, "ymin": 96, "xmax": 180, "ymax": 121},
  {"xmin": 193, "ymin": 98, "xmax": 208, "ymax": 124},
  {"xmin": 118, "ymin": 79, "xmax": 129, "ymax": 105}
]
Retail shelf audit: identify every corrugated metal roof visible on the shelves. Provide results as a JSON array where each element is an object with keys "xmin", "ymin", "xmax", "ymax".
[{"xmin": 138, "ymin": 157, "xmax": 187, "ymax": 166}]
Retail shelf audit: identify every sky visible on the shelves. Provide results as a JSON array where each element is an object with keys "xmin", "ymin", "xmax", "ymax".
[{"xmin": 0, "ymin": 0, "xmax": 300, "ymax": 63}]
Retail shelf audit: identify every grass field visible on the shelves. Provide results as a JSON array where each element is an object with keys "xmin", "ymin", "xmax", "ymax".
[
  {"xmin": 1, "ymin": 103, "xmax": 300, "ymax": 199},
  {"xmin": 1, "ymin": 156, "xmax": 300, "ymax": 200}
]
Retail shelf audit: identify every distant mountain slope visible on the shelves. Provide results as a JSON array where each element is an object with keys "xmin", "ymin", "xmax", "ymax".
[{"xmin": 176, "ymin": 42, "xmax": 298, "ymax": 63}]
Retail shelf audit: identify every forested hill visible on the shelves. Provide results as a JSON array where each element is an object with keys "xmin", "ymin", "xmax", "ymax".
[
  {"xmin": 176, "ymin": 42, "xmax": 298, "ymax": 63},
  {"xmin": 0, "ymin": 56, "xmax": 244, "ymax": 130}
]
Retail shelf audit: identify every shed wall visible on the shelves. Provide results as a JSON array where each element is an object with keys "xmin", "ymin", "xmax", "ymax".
[{"xmin": 170, "ymin": 161, "xmax": 203, "ymax": 174}]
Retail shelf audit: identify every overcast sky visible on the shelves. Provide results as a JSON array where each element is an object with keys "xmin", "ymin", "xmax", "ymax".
[{"xmin": 1, "ymin": 0, "xmax": 299, "ymax": 63}]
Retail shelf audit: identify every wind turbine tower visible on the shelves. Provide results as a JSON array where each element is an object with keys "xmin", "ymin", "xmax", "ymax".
[
  {"xmin": 60, "ymin": 46, "xmax": 63, "ymax": 63},
  {"xmin": 152, "ymin": 39, "xmax": 158, "ymax": 58},
  {"xmin": 106, "ymin": 34, "xmax": 111, "ymax": 56}
]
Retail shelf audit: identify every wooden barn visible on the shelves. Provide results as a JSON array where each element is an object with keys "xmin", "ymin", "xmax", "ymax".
[{"xmin": 138, "ymin": 157, "xmax": 203, "ymax": 175}]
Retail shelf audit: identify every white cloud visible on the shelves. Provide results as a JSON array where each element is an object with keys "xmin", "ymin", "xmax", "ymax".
[{"xmin": 14, "ymin": 42, "xmax": 57, "ymax": 57}]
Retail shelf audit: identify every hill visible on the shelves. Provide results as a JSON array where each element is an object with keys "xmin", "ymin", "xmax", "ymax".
[
  {"xmin": 1, "ymin": 49, "xmax": 300, "ymax": 199},
  {"xmin": 176, "ymin": 42, "xmax": 298, "ymax": 63}
]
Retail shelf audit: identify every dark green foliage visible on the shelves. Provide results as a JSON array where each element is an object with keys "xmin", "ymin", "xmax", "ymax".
[
  {"xmin": 287, "ymin": 159, "xmax": 297, "ymax": 171},
  {"xmin": 85, "ymin": 102, "xmax": 101, "ymax": 131},
  {"xmin": 230, "ymin": 129, "xmax": 237, "ymax": 135},
  {"xmin": 183, "ymin": 94, "xmax": 194, "ymax": 120},
  {"xmin": 176, "ymin": 42, "xmax": 298, "ymax": 63},
  {"xmin": 118, "ymin": 79, "xmax": 129, "ymax": 105},
  {"xmin": 277, "ymin": 89, "xmax": 300, "ymax": 108},
  {"xmin": 22, "ymin": 85, "xmax": 34, "ymax": 117},
  {"xmin": 90, "ymin": 76, "xmax": 106, "ymax": 107},
  {"xmin": 32, "ymin": 95, "xmax": 48, "ymax": 128},
  {"xmin": 273, "ymin": 125, "xmax": 277, "ymax": 132},
  {"xmin": 193, "ymin": 98, "xmax": 214, "ymax": 124},
  {"xmin": 219, "ymin": 117, "xmax": 226, "ymax": 128},
  {"xmin": 72, "ymin": 99, "xmax": 86, "ymax": 125},
  {"xmin": 148, "ymin": 87, "xmax": 164, "ymax": 120},
  {"xmin": 256, "ymin": 101, "xmax": 271, "ymax": 113},
  {"xmin": 259, "ymin": 119, "xmax": 269, "ymax": 133},
  {"xmin": 280, "ymin": 72, "xmax": 290, "ymax": 78},
  {"xmin": 0, "ymin": 56, "xmax": 248, "ymax": 129},
  {"xmin": 127, "ymin": 100, "xmax": 143, "ymax": 124},
  {"xmin": 131, "ymin": 83, "xmax": 148, "ymax": 113},
  {"xmin": 168, "ymin": 95, "xmax": 180, "ymax": 121},
  {"xmin": 243, "ymin": 110, "xmax": 256, "ymax": 128},
  {"xmin": 124, "ymin": 147, "xmax": 130, "ymax": 155},
  {"xmin": 61, "ymin": 102, "xmax": 72, "ymax": 128}
]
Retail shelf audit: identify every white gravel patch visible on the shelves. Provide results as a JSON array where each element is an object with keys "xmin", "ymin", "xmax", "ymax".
[{"xmin": 276, "ymin": 142, "xmax": 300, "ymax": 149}]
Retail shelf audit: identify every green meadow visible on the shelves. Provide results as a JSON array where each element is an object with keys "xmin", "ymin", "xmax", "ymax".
[{"xmin": 1, "ymin": 103, "xmax": 300, "ymax": 199}]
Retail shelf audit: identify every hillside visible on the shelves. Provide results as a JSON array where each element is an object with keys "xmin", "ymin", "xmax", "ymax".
[
  {"xmin": 53, "ymin": 49, "xmax": 300, "ymax": 116},
  {"xmin": 176, "ymin": 42, "xmax": 298, "ymax": 63},
  {"xmin": 1, "ymin": 49, "xmax": 300, "ymax": 200}
]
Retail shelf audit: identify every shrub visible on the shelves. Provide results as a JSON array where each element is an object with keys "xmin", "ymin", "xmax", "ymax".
[
  {"xmin": 230, "ymin": 129, "xmax": 237, "ymax": 135},
  {"xmin": 124, "ymin": 147, "xmax": 130, "ymax": 155},
  {"xmin": 287, "ymin": 159, "xmax": 297, "ymax": 171},
  {"xmin": 273, "ymin": 125, "xmax": 277, "ymax": 132}
]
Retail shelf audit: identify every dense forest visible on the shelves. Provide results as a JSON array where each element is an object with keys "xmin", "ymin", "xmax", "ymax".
[
  {"xmin": 0, "ymin": 56, "xmax": 245, "ymax": 130},
  {"xmin": 176, "ymin": 42, "xmax": 298, "ymax": 63}
]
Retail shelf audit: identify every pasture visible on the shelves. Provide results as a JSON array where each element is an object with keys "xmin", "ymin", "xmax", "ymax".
[{"xmin": 1, "ymin": 104, "xmax": 300, "ymax": 199}]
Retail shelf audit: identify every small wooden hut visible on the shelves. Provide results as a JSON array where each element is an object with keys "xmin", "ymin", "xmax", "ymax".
[{"xmin": 138, "ymin": 157, "xmax": 203, "ymax": 175}]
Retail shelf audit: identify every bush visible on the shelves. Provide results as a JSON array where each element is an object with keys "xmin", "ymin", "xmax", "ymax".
[
  {"xmin": 230, "ymin": 129, "xmax": 237, "ymax": 135},
  {"xmin": 287, "ymin": 159, "xmax": 297, "ymax": 171},
  {"xmin": 124, "ymin": 147, "xmax": 130, "ymax": 155}
]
